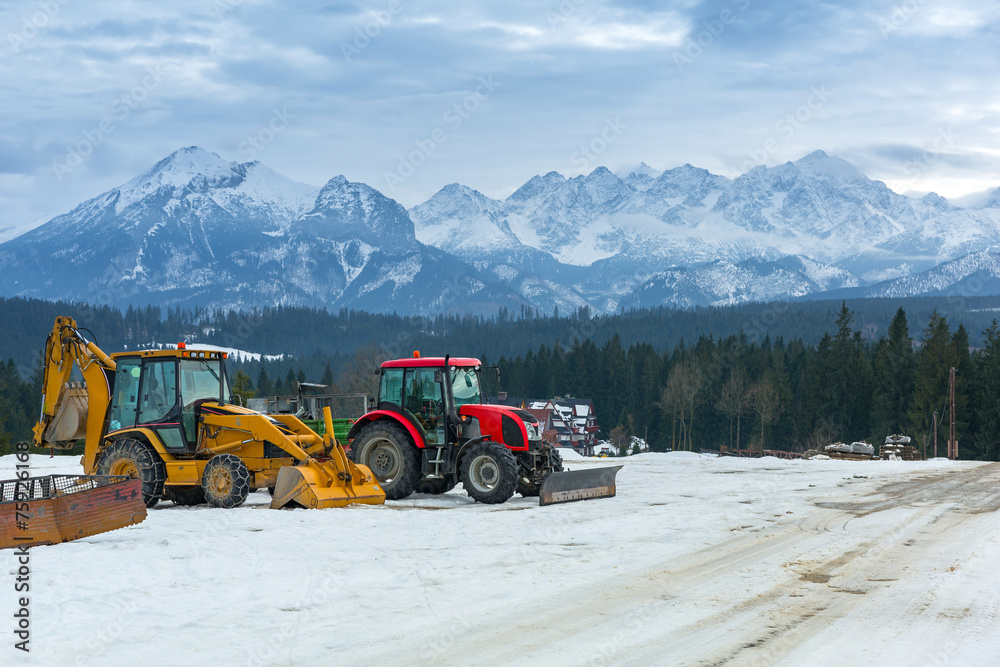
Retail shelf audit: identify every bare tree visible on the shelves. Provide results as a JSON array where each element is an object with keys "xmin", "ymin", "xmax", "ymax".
[
  {"xmin": 716, "ymin": 369, "xmax": 749, "ymax": 451},
  {"xmin": 658, "ymin": 360, "xmax": 703, "ymax": 451},
  {"xmin": 338, "ymin": 342, "xmax": 386, "ymax": 401},
  {"xmin": 748, "ymin": 378, "xmax": 782, "ymax": 450},
  {"xmin": 609, "ymin": 425, "xmax": 629, "ymax": 457}
]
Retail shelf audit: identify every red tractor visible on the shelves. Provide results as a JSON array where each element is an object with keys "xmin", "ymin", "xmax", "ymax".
[{"xmin": 347, "ymin": 354, "xmax": 616, "ymax": 504}]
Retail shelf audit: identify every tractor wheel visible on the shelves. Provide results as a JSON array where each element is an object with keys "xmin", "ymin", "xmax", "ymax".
[
  {"xmin": 165, "ymin": 485, "xmax": 205, "ymax": 506},
  {"xmin": 517, "ymin": 448, "xmax": 564, "ymax": 497},
  {"xmin": 96, "ymin": 438, "xmax": 166, "ymax": 508},
  {"xmin": 415, "ymin": 477, "xmax": 457, "ymax": 495},
  {"xmin": 350, "ymin": 422, "xmax": 421, "ymax": 500},
  {"xmin": 201, "ymin": 454, "xmax": 251, "ymax": 509},
  {"xmin": 460, "ymin": 441, "xmax": 518, "ymax": 504}
]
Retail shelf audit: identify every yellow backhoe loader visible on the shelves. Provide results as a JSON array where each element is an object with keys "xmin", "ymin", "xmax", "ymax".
[{"xmin": 28, "ymin": 316, "xmax": 384, "ymax": 511}]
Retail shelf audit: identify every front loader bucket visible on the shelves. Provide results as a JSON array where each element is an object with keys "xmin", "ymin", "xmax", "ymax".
[
  {"xmin": 539, "ymin": 465, "xmax": 623, "ymax": 506},
  {"xmin": 270, "ymin": 459, "xmax": 385, "ymax": 509},
  {"xmin": 1, "ymin": 475, "xmax": 147, "ymax": 549}
]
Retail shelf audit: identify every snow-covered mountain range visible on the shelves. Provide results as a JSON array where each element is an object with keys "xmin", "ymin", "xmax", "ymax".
[{"xmin": 1, "ymin": 146, "xmax": 998, "ymax": 315}]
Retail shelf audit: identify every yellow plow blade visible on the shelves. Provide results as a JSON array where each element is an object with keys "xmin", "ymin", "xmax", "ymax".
[{"xmin": 270, "ymin": 459, "xmax": 384, "ymax": 509}]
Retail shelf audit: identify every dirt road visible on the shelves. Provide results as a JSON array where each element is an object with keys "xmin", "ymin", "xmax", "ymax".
[{"xmin": 373, "ymin": 463, "xmax": 1000, "ymax": 666}]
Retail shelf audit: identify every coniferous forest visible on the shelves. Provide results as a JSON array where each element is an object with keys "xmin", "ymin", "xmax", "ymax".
[{"xmin": 1, "ymin": 295, "xmax": 1000, "ymax": 460}]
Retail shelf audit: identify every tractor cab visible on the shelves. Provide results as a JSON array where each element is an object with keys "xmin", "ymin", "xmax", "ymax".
[
  {"xmin": 106, "ymin": 348, "xmax": 231, "ymax": 453},
  {"xmin": 376, "ymin": 356, "xmax": 483, "ymax": 446}
]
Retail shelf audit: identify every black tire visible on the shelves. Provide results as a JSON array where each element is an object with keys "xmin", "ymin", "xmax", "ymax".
[
  {"xmin": 165, "ymin": 485, "xmax": 205, "ymax": 506},
  {"xmin": 517, "ymin": 448, "xmax": 564, "ymax": 497},
  {"xmin": 349, "ymin": 421, "xmax": 421, "ymax": 500},
  {"xmin": 201, "ymin": 454, "xmax": 251, "ymax": 508},
  {"xmin": 415, "ymin": 477, "xmax": 457, "ymax": 495},
  {"xmin": 96, "ymin": 438, "xmax": 166, "ymax": 508},
  {"xmin": 460, "ymin": 441, "xmax": 518, "ymax": 504}
]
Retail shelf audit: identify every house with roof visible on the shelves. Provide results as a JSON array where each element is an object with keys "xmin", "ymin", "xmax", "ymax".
[{"xmin": 486, "ymin": 394, "xmax": 601, "ymax": 454}]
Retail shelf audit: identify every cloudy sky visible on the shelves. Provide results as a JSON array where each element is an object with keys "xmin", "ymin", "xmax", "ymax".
[{"xmin": 1, "ymin": 0, "xmax": 998, "ymax": 235}]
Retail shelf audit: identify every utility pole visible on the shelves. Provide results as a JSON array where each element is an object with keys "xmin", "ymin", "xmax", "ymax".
[
  {"xmin": 933, "ymin": 411, "xmax": 938, "ymax": 459},
  {"xmin": 948, "ymin": 367, "xmax": 958, "ymax": 460}
]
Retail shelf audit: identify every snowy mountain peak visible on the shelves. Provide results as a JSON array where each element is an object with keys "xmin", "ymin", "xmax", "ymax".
[
  {"xmin": 616, "ymin": 162, "xmax": 662, "ymax": 180},
  {"xmin": 305, "ymin": 175, "xmax": 415, "ymax": 242},
  {"xmin": 791, "ymin": 150, "xmax": 864, "ymax": 181}
]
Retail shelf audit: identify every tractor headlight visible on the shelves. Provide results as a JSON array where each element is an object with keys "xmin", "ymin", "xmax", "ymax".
[{"xmin": 523, "ymin": 421, "xmax": 541, "ymax": 441}]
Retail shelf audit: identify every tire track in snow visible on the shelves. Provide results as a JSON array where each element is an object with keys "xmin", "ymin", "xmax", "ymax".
[{"xmin": 414, "ymin": 463, "xmax": 1000, "ymax": 666}]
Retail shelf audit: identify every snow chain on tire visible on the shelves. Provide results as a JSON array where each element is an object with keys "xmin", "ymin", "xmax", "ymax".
[
  {"xmin": 95, "ymin": 438, "xmax": 166, "ymax": 508},
  {"xmin": 201, "ymin": 454, "xmax": 251, "ymax": 508}
]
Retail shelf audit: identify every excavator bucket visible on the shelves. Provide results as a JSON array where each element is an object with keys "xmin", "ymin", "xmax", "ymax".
[
  {"xmin": 1, "ymin": 475, "xmax": 147, "ymax": 549},
  {"xmin": 271, "ymin": 406, "xmax": 385, "ymax": 509},
  {"xmin": 539, "ymin": 465, "xmax": 624, "ymax": 506},
  {"xmin": 270, "ymin": 458, "xmax": 385, "ymax": 509}
]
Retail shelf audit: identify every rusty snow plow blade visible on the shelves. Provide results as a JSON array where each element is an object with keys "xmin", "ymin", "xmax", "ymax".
[
  {"xmin": 0, "ymin": 475, "xmax": 147, "ymax": 549},
  {"xmin": 539, "ymin": 465, "xmax": 623, "ymax": 506}
]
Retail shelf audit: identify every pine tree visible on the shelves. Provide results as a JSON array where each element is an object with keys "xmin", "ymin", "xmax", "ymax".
[
  {"xmin": 256, "ymin": 368, "xmax": 274, "ymax": 397},
  {"xmin": 320, "ymin": 362, "xmax": 335, "ymax": 388},
  {"xmin": 975, "ymin": 321, "xmax": 1000, "ymax": 461},
  {"xmin": 231, "ymin": 370, "xmax": 256, "ymax": 404},
  {"xmin": 869, "ymin": 308, "xmax": 915, "ymax": 439},
  {"xmin": 907, "ymin": 311, "xmax": 953, "ymax": 457}
]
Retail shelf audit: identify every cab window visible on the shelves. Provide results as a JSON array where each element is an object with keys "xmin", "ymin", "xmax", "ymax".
[
  {"xmin": 109, "ymin": 358, "xmax": 141, "ymax": 431},
  {"xmin": 138, "ymin": 360, "xmax": 177, "ymax": 424},
  {"xmin": 379, "ymin": 369, "xmax": 404, "ymax": 405}
]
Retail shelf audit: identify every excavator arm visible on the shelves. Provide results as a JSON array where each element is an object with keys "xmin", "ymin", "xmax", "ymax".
[{"xmin": 32, "ymin": 316, "xmax": 116, "ymax": 469}]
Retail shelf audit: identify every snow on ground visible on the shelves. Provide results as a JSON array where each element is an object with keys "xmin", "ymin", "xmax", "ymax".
[
  {"xmin": 152, "ymin": 342, "xmax": 284, "ymax": 362},
  {"xmin": 3, "ymin": 452, "xmax": 1000, "ymax": 666}
]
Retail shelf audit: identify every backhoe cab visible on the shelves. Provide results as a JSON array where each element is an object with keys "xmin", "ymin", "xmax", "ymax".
[
  {"xmin": 31, "ymin": 317, "xmax": 384, "ymax": 510},
  {"xmin": 348, "ymin": 354, "xmax": 621, "ymax": 505}
]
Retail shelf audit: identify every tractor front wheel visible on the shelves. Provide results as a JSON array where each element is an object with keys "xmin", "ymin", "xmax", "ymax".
[
  {"xmin": 350, "ymin": 422, "xmax": 421, "ymax": 500},
  {"xmin": 96, "ymin": 438, "xmax": 166, "ymax": 508},
  {"xmin": 517, "ymin": 448, "xmax": 564, "ymax": 497},
  {"xmin": 460, "ymin": 441, "xmax": 518, "ymax": 504},
  {"xmin": 201, "ymin": 454, "xmax": 251, "ymax": 508}
]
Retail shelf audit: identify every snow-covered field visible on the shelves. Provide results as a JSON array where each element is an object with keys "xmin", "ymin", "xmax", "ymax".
[{"xmin": 3, "ymin": 451, "xmax": 1000, "ymax": 666}]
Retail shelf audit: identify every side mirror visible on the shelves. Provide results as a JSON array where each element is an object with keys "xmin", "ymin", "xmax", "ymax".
[{"xmin": 434, "ymin": 370, "xmax": 442, "ymax": 383}]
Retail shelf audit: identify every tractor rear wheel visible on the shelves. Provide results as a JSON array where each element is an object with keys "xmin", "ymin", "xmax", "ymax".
[
  {"xmin": 460, "ymin": 441, "xmax": 518, "ymax": 504},
  {"xmin": 350, "ymin": 422, "xmax": 420, "ymax": 500},
  {"xmin": 201, "ymin": 454, "xmax": 251, "ymax": 508},
  {"xmin": 96, "ymin": 438, "xmax": 166, "ymax": 508},
  {"xmin": 165, "ymin": 485, "xmax": 205, "ymax": 506}
]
